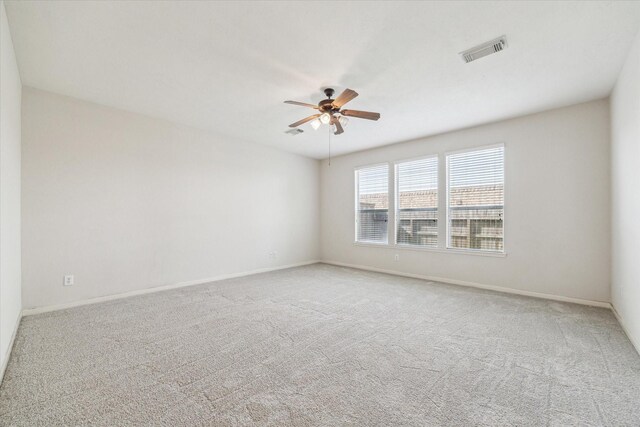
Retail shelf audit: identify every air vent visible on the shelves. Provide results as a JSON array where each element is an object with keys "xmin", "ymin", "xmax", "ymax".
[
  {"xmin": 285, "ymin": 128, "xmax": 303, "ymax": 135},
  {"xmin": 460, "ymin": 36, "xmax": 507, "ymax": 63}
]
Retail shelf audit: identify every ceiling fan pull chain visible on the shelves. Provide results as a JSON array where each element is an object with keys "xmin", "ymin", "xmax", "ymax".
[{"xmin": 328, "ymin": 125, "xmax": 332, "ymax": 166}]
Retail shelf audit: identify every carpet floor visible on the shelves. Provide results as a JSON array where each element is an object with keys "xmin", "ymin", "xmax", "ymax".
[{"xmin": 1, "ymin": 264, "xmax": 639, "ymax": 426}]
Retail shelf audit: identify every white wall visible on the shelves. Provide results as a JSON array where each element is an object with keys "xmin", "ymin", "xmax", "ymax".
[
  {"xmin": 22, "ymin": 88, "xmax": 320, "ymax": 308},
  {"xmin": 0, "ymin": 0, "xmax": 22, "ymax": 373},
  {"xmin": 321, "ymin": 100, "xmax": 611, "ymax": 303},
  {"xmin": 611, "ymin": 29, "xmax": 640, "ymax": 350}
]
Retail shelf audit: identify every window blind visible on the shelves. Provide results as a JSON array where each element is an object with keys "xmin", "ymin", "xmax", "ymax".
[
  {"xmin": 356, "ymin": 164, "xmax": 389, "ymax": 243},
  {"xmin": 396, "ymin": 157, "xmax": 438, "ymax": 247},
  {"xmin": 447, "ymin": 146, "xmax": 504, "ymax": 252}
]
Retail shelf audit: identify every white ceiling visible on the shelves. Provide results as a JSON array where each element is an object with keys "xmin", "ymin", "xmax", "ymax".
[{"xmin": 5, "ymin": 1, "xmax": 640, "ymax": 159}]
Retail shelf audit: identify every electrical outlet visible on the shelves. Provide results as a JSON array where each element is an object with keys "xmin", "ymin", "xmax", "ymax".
[
  {"xmin": 394, "ymin": 254, "xmax": 400, "ymax": 261},
  {"xmin": 63, "ymin": 275, "xmax": 74, "ymax": 286}
]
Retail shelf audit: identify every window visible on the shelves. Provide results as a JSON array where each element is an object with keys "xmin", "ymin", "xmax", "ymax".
[
  {"xmin": 447, "ymin": 145, "xmax": 504, "ymax": 252},
  {"xmin": 355, "ymin": 164, "xmax": 389, "ymax": 243},
  {"xmin": 395, "ymin": 157, "xmax": 438, "ymax": 247}
]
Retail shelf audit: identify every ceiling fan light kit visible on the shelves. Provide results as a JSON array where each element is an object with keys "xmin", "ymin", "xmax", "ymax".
[
  {"xmin": 284, "ymin": 88, "xmax": 380, "ymax": 135},
  {"xmin": 310, "ymin": 118, "xmax": 321, "ymax": 130},
  {"xmin": 320, "ymin": 112, "xmax": 332, "ymax": 125}
]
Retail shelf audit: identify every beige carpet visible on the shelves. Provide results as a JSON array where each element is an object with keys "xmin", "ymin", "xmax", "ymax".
[{"xmin": 1, "ymin": 264, "xmax": 639, "ymax": 426}]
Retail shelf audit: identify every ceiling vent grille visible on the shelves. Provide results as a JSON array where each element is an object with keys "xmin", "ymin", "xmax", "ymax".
[{"xmin": 460, "ymin": 36, "xmax": 507, "ymax": 63}]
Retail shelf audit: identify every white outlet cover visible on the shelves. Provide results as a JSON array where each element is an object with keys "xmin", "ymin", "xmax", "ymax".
[{"xmin": 63, "ymin": 275, "xmax": 74, "ymax": 286}]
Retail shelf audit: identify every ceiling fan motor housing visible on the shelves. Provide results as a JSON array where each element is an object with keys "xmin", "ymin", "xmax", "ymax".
[
  {"xmin": 319, "ymin": 88, "xmax": 337, "ymax": 112},
  {"xmin": 318, "ymin": 99, "xmax": 336, "ymax": 111}
]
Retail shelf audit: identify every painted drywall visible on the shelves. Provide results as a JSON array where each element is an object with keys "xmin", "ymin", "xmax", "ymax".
[
  {"xmin": 321, "ymin": 100, "xmax": 611, "ymax": 303},
  {"xmin": 611, "ymin": 29, "xmax": 640, "ymax": 351},
  {"xmin": 21, "ymin": 88, "xmax": 320, "ymax": 308},
  {"xmin": 0, "ymin": 0, "xmax": 22, "ymax": 373},
  {"xmin": 6, "ymin": 1, "xmax": 640, "ymax": 159}
]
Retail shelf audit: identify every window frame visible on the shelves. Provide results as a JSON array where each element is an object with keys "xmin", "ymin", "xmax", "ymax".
[
  {"xmin": 445, "ymin": 143, "xmax": 506, "ymax": 254},
  {"xmin": 354, "ymin": 162, "xmax": 391, "ymax": 245},
  {"xmin": 394, "ymin": 154, "xmax": 439, "ymax": 249},
  {"xmin": 351, "ymin": 145, "xmax": 507, "ymax": 258}
]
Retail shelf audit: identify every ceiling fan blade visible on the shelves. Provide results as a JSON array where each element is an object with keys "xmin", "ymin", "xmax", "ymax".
[
  {"xmin": 331, "ymin": 116, "xmax": 344, "ymax": 135},
  {"xmin": 284, "ymin": 100, "xmax": 319, "ymax": 109},
  {"xmin": 341, "ymin": 109, "xmax": 381, "ymax": 121},
  {"xmin": 289, "ymin": 114, "xmax": 321, "ymax": 128},
  {"xmin": 331, "ymin": 89, "xmax": 359, "ymax": 108}
]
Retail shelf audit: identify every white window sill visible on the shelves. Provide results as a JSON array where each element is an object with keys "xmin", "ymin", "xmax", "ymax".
[
  {"xmin": 353, "ymin": 241, "xmax": 507, "ymax": 258},
  {"xmin": 354, "ymin": 240, "xmax": 389, "ymax": 247}
]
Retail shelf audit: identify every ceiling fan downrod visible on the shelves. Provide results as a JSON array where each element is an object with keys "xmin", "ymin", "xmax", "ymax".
[{"xmin": 323, "ymin": 88, "xmax": 335, "ymax": 99}]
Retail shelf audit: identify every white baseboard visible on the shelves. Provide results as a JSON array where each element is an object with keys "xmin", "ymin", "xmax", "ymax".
[
  {"xmin": 22, "ymin": 260, "xmax": 321, "ymax": 316},
  {"xmin": 322, "ymin": 260, "xmax": 611, "ymax": 308},
  {"xmin": 0, "ymin": 310, "xmax": 23, "ymax": 386},
  {"xmin": 611, "ymin": 304, "xmax": 640, "ymax": 356}
]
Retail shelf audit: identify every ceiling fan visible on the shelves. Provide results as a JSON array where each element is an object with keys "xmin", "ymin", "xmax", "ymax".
[{"xmin": 284, "ymin": 88, "xmax": 380, "ymax": 135}]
